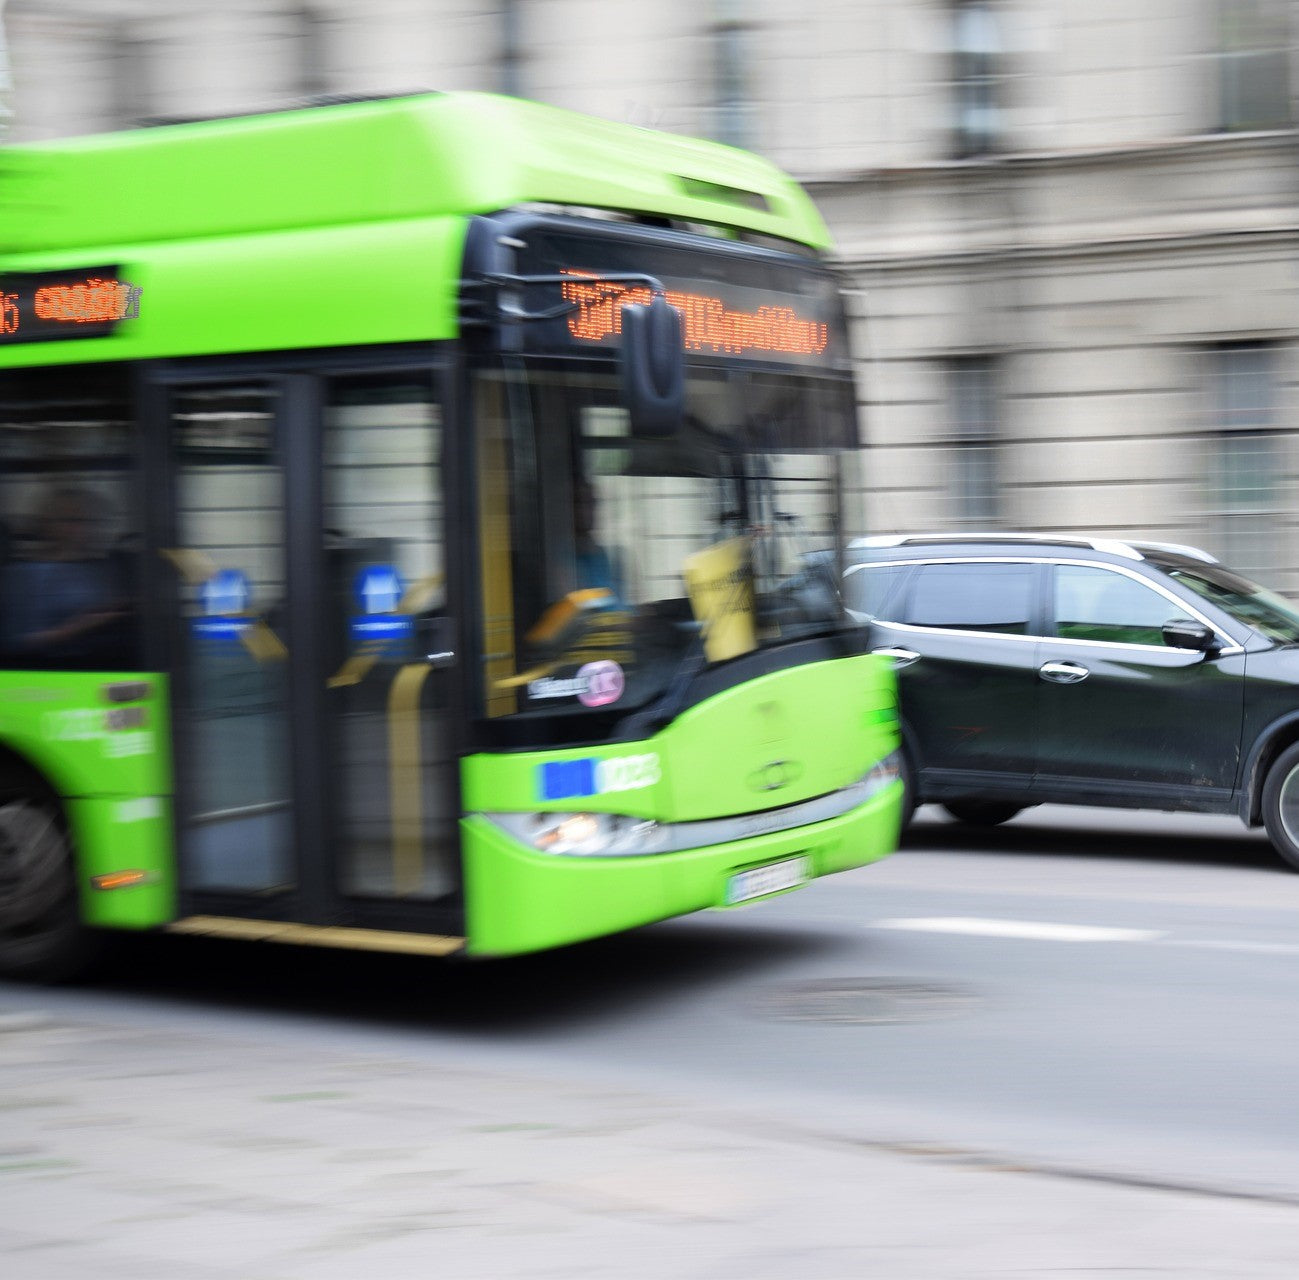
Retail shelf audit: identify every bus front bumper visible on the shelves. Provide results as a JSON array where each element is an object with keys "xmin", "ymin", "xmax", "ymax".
[{"xmin": 460, "ymin": 777, "xmax": 903, "ymax": 957}]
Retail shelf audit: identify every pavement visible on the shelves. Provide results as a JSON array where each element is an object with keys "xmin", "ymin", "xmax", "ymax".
[{"xmin": 3, "ymin": 1001, "xmax": 1299, "ymax": 1278}]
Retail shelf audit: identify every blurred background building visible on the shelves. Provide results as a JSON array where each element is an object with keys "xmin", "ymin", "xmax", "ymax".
[{"xmin": 3, "ymin": 1, "xmax": 1297, "ymax": 580}]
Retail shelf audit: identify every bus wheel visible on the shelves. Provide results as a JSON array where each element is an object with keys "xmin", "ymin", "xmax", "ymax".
[
  {"xmin": 0, "ymin": 796, "xmax": 94, "ymax": 981},
  {"xmin": 942, "ymin": 799, "xmax": 1023, "ymax": 827},
  {"xmin": 1262, "ymin": 742, "xmax": 1299, "ymax": 872}
]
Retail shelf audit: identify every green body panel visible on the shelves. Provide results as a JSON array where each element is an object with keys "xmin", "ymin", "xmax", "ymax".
[
  {"xmin": 461, "ymin": 655, "xmax": 900, "ymax": 955},
  {"xmin": 0, "ymin": 92, "xmax": 830, "ymax": 369},
  {"xmin": 65, "ymin": 797, "xmax": 176, "ymax": 929},
  {"xmin": 0, "ymin": 220, "xmax": 469, "ymax": 369},
  {"xmin": 0, "ymin": 672, "xmax": 174, "ymax": 928},
  {"xmin": 461, "ymin": 654, "xmax": 897, "ymax": 820}
]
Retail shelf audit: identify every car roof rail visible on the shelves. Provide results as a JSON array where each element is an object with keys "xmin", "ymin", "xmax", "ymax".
[
  {"xmin": 848, "ymin": 532, "xmax": 1145, "ymax": 561},
  {"xmin": 1125, "ymin": 540, "xmax": 1219, "ymax": 565}
]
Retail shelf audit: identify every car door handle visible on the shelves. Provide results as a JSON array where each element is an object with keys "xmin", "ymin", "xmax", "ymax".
[
  {"xmin": 1039, "ymin": 660, "xmax": 1089, "ymax": 684},
  {"xmin": 874, "ymin": 647, "xmax": 920, "ymax": 668}
]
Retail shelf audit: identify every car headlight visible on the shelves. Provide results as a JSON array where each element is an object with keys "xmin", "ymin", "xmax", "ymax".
[{"xmin": 485, "ymin": 810, "xmax": 667, "ymax": 857}]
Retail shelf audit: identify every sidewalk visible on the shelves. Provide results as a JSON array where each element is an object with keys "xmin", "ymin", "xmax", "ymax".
[{"xmin": 2, "ymin": 1006, "xmax": 1297, "ymax": 1279}]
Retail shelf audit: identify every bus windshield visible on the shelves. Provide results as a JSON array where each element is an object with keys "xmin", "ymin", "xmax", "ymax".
[{"xmin": 474, "ymin": 358, "xmax": 858, "ymax": 731}]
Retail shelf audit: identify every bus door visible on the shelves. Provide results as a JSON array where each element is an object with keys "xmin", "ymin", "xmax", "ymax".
[
  {"xmin": 163, "ymin": 370, "xmax": 459, "ymax": 926},
  {"xmin": 319, "ymin": 372, "xmax": 458, "ymax": 908},
  {"xmin": 165, "ymin": 381, "xmax": 298, "ymax": 902}
]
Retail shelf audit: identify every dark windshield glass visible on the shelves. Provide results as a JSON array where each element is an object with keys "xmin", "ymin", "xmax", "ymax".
[
  {"xmin": 473, "ymin": 359, "xmax": 854, "ymax": 730},
  {"xmin": 1165, "ymin": 565, "xmax": 1299, "ymax": 644}
]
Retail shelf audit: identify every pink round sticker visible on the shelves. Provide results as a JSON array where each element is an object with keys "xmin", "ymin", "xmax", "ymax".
[{"xmin": 577, "ymin": 660, "xmax": 625, "ymax": 708}]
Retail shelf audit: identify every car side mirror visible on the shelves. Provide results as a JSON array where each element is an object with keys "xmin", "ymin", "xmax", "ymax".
[{"xmin": 1162, "ymin": 618, "xmax": 1219, "ymax": 653}]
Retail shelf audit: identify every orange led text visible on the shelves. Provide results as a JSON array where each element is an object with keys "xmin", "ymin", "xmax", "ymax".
[
  {"xmin": 34, "ymin": 277, "xmax": 142, "ymax": 325},
  {"xmin": 561, "ymin": 271, "xmax": 828, "ymax": 357}
]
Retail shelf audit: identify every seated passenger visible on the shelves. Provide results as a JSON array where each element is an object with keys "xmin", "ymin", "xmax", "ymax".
[
  {"xmin": 573, "ymin": 477, "xmax": 623, "ymax": 600},
  {"xmin": 2, "ymin": 487, "xmax": 131, "ymax": 669}
]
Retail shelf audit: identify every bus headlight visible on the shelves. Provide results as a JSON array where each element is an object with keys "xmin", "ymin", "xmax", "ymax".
[
  {"xmin": 862, "ymin": 750, "xmax": 901, "ymax": 798},
  {"xmin": 486, "ymin": 811, "xmax": 666, "ymax": 857}
]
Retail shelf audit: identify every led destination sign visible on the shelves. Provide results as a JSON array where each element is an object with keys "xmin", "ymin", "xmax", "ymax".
[
  {"xmin": 561, "ymin": 271, "xmax": 829, "ymax": 358},
  {"xmin": 0, "ymin": 268, "xmax": 142, "ymax": 344},
  {"xmin": 513, "ymin": 227, "xmax": 848, "ymax": 369}
]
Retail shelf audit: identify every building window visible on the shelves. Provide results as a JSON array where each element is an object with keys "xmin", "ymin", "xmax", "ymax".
[
  {"xmin": 1218, "ymin": 0, "xmax": 1293, "ymax": 131},
  {"xmin": 1206, "ymin": 344, "xmax": 1281, "ymax": 577},
  {"xmin": 951, "ymin": 1, "xmax": 1003, "ymax": 158},
  {"xmin": 947, "ymin": 357, "xmax": 1000, "ymax": 525},
  {"xmin": 712, "ymin": 1, "xmax": 753, "ymax": 149}
]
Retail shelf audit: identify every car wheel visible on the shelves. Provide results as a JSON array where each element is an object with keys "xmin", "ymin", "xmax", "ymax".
[
  {"xmin": 1261, "ymin": 742, "xmax": 1299, "ymax": 872},
  {"xmin": 0, "ymin": 795, "xmax": 95, "ymax": 982},
  {"xmin": 897, "ymin": 749, "xmax": 917, "ymax": 831},
  {"xmin": 941, "ymin": 799, "xmax": 1024, "ymax": 827}
]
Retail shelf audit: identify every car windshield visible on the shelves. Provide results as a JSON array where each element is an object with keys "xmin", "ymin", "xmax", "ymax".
[{"xmin": 1165, "ymin": 565, "xmax": 1299, "ymax": 644}]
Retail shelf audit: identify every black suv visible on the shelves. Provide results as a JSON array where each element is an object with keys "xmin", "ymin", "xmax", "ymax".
[{"xmin": 845, "ymin": 533, "xmax": 1299, "ymax": 869}]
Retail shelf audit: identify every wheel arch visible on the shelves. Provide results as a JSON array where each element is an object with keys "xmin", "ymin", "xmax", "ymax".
[
  {"xmin": 1241, "ymin": 713, "xmax": 1299, "ymax": 826},
  {"xmin": 0, "ymin": 742, "xmax": 83, "ymax": 879},
  {"xmin": 0, "ymin": 741, "xmax": 68, "ymax": 813}
]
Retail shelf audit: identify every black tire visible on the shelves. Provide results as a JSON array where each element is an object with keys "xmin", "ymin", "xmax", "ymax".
[
  {"xmin": 0, "ymin": 795, "xmax": 96, "ymax": 982},
  {"xmin": 942, "ymin": 799, "xmax": 1024, "ymax": 827},
  {"xmin": 897, "ymin": 749, "xmax": 917, "ymax": 831},
  {"xmin": 1261, "ymin": 741, "xmax": 1299, "ymax": 872}
]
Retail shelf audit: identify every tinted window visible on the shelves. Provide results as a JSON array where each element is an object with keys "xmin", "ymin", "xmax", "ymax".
[
  {"xmin": 1054, "ymin": 566, "xmax": 1195, "ymax": 646},
  {"xmin": 844, "ymin": 563, "xmax": 910, "ymax": 620},
  {"xmin": 0, "ymin": 366, "xmax": 143, "ymax": 671},
  {"xmin": 904, "ymin": 562, "xmax": 1034, "ymax": 634}
]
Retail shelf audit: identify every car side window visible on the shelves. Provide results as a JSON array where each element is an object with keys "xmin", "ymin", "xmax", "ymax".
[
  {"xmin": 844, "ymin": 563, "xmax": 910, "ymax": 620},
  {"xmin": 902, "ymin": 562, "xmax": 1035, "ymax": 635},
  {"xmin": 1053, "ymin": 565, "xmax": 1196, "ymax": 646}
]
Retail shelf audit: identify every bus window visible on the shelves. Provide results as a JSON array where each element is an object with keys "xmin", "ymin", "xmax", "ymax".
[{"xmin": 0, "ymin": 368, "xmax": 142, "ymax": 672}]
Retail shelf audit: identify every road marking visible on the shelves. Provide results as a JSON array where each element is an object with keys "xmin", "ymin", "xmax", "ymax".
[
  {"xmin": 872, "ymin": 917, "xmax": 1165, "ymax": 943},
  {"xmin": 1168, "ymin": 939, "xmax": 1299, "ymax": 957}
]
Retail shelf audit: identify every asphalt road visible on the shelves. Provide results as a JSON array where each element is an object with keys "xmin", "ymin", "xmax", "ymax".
[{"xmin": 5, "ymin": 802, "xmax": 1299, "ymax": 1206}]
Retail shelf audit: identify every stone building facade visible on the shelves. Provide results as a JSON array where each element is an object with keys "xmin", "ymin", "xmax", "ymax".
[{"xmin": 4, "ymin": 1, "xmax": 1298, "ymax": 579}]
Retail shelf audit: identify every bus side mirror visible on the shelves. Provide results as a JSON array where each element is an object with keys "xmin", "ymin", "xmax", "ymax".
[{"xmin": 621, "ymin": 295, "xmax": 684, "ymax": 438}]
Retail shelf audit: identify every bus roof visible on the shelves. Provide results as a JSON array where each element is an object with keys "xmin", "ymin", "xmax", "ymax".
[
  {"xmin": 0, "ymin": 93, "xmax": 832, "ymax": 366},
  {"xmin": 0, "ymin": 92, "xmax": 829, "ymax": 256}
]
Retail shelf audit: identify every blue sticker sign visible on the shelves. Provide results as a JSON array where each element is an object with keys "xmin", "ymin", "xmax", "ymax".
[
  {"xmin": 193, "ymin": 568, "xmax": 251, "ymax": 642},
  {"xmin": 355, "ymin": 565, "xmax": 404, "ymax": 614},
  {"xmin": 539, "ymin": 758, "xmax": 598, "ymax": 801},
  {"xmin": 350, "ymin": 564, "xmax": 414, "ymax": 652},
  {"xmin": 201, "ymin": 568, "xmax": 249, "ymax": 616},
  {"xmin": 537, "ymin": 753, "xmax": 661, "ymax": 801}
]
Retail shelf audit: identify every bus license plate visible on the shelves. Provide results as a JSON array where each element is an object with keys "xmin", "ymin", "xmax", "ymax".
[{"xmin": 724, "ymin": 856, "xmax": 811, "ymax": 906}]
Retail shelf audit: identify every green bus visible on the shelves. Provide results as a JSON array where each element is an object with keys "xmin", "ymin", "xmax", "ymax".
[{"xmin": 0, "ymin": 91, "xmax": 901, "ymax": 978}]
